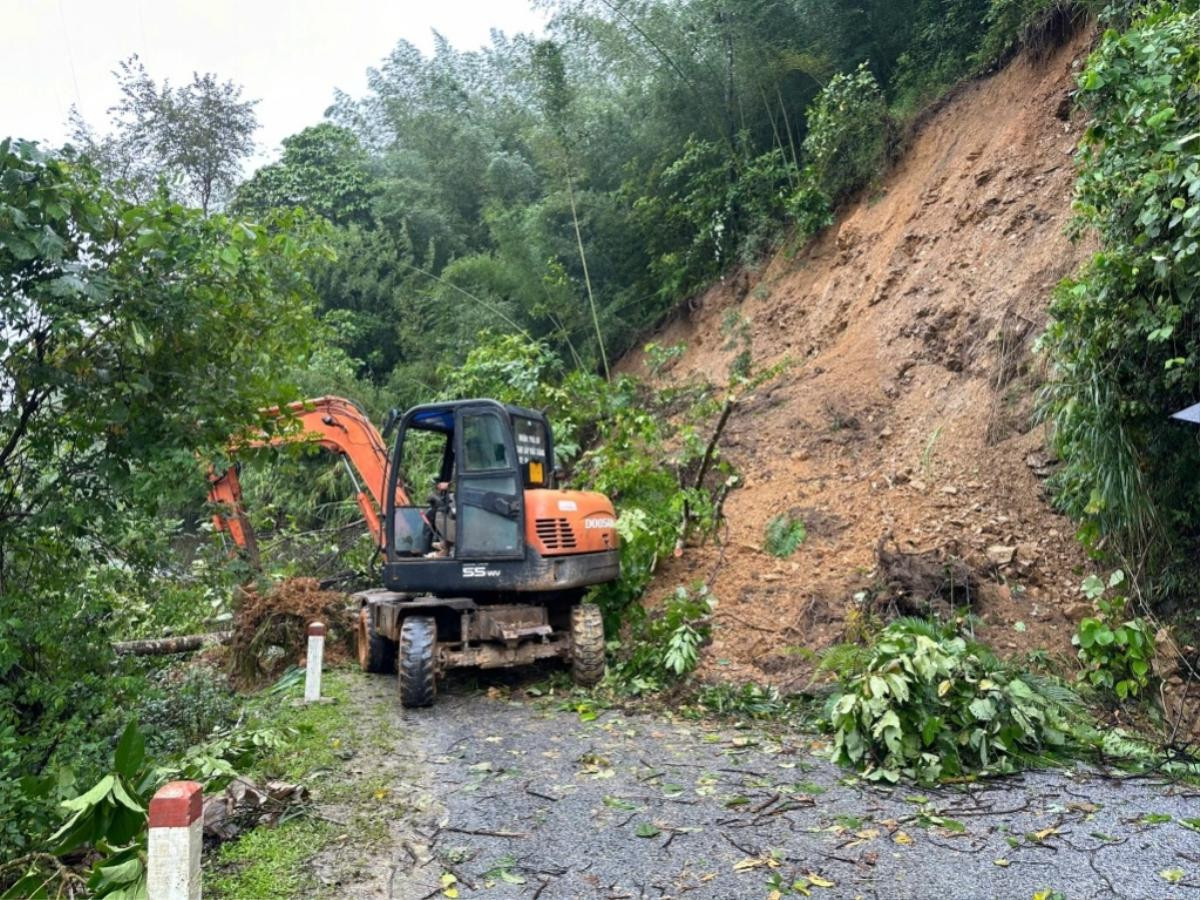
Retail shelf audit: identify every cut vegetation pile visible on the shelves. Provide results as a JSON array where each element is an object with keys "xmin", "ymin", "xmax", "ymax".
[{"xmin": 231, "ymin": 578, "xmax": 355, "ymax": 687}]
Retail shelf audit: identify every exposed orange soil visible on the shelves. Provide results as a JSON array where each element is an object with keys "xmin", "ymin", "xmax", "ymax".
[{"xmin": 624, "ymin": 33, "xmax": 1100, "ymax": 690}]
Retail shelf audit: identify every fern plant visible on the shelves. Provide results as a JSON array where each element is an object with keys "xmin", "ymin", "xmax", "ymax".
[{"xmin": 765, "ymin": 513, "xmax": 807, "ymax": 558}]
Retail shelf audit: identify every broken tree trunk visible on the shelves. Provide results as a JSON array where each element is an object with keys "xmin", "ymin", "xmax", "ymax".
[
  {"xmin": 693, "ymin": 397, "xmax": 736, "ymax": 492},
  {"xmin": 112, "ymin": 631, "xmax": 233, "ymax": 656},
  {"xmin": 675, "ymin": 397, "xmax": 738, "ymax": 556}
]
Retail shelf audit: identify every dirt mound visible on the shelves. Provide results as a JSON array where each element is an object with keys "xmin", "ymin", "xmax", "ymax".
[
  {"xmin": 623, "ymin": 32, "xmax": 1098, "ymax": 688},
  {"xmin": 231, "ymin": 577, "xmax": 356, "ymax": 687}
]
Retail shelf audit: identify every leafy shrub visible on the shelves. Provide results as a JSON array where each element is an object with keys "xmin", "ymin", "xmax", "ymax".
[
  {"xmin": 137, "ymin": 664, "xmax": 240, "ymax": 754},
  {"xmin": 765, "ymin": 513, "xmax": 807, "ymax": 558},
  {"xmin": 1041, "ymin": 6, "xmax": 1200, "ymax": 583},
  {"xmin": 802, "ymin": 64, "xmax": 891, "ymax": 202},
  {"xmin": 730, "ymin": 148, "xmax": 794, "ymax": 264},
  {"xmin": 609, "ymin": 584, "xmax": 715, "ymax": 693},
  {"xmin": 785, "ymin": 172, "xmax": 834, "ymax": 238},
  {"xmin": 629, "ymin": 141, "xmax": 792, "ymax": 304},
  {"xmin": 158, "ymin": 725, "xmax": 290, "ymax": 790},
  {"xmin": 644, "ymin": 341, "xmax": 686, "ymax": 377},
  {"xmin": 827, "ymin": 619, "xmax": 1078, "ymax": 783},
  {"xmin": 4, "ymin": 722, "xmax": 155, "ymax": 898},
  {"xmin": 1072, "ymin": 571, "xmax": 1156, "ymax": 699}
]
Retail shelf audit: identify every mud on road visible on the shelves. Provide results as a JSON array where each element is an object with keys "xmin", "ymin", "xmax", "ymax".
[{"xmin": 321, "ymin": 671, "xmax": 1200, "ymax": 900}]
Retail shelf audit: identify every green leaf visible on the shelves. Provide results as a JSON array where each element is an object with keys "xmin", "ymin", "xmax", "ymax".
[
  {"xmin": 48, "ymin": 809, "xmax": 96, "ymax": 854},
  {"xmin": 94, "ymin": 856, "xmax": 143, "ymax": 887},
  {"xmin": 114, "ymin": 720, "xmax": 145, "ymax": 780},
  {"xmin": 603, "ymin": 796, "xmax": 638, "ymax": 811},
  {"xmin": 110, "ymin": 777, "xmax": 145, "ymax": 814},
  {"xmin": 968, "ymin": 698, "xmax": 996, "ymax": 721},
  {"xmin": 1, "ymin": 870, "xmax": 53, "ymax": 899},
  {"xmin": 1145, "ymin": 107, "xmax": 1176, "ymax": 128},
  {"xmin": 60, "ymin": 774, "xmax": 115, "ymax": 813},
  {"xmin": 635, "ymin": 823, "xmax": 661, "ymax": 838}
]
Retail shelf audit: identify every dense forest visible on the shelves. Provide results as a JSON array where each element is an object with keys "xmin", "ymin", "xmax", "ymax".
[{"xmin": 3, "ymin": 0, "xmax": 1200, "ymax": 895}]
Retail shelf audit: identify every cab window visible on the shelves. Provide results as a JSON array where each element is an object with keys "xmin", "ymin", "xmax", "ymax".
[{"xmin": 461, "ymin": 412, "xmax": 512, "ymax": 471}]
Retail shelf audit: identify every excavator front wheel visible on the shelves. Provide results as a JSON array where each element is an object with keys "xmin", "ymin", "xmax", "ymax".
[
  {"xmin": 570, "ymin": 603, "xmax": 606, "ymax": 687},
  {"xmin": 357, "ymin": 605, "xmax": 396, "ymax": 674},
  {"xmin": 398, "ymin": 616, "xmax": 437, "ymax": 707}
]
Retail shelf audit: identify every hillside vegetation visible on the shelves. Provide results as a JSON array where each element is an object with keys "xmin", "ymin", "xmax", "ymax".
[{"xmin": 3, "ymin": 0, "xmax": 1200, "ymax": 893}]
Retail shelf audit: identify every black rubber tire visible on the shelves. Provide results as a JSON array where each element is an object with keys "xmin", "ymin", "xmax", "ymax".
[
  {"xmin": 357, "ymin": 606, "xmax": 396, "ymax": 674},
  {"xmin": 398, "ymin": 616, "xmax": 437, "ymax": 708},
  {"xmin": 570, "ymin": 603, "xmax": 606, "ymax": 687}
]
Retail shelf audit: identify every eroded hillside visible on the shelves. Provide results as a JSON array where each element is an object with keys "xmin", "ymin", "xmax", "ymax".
[{"xmin": 625, "ymin": 34, "xmax": 1098, "ymax": 688}]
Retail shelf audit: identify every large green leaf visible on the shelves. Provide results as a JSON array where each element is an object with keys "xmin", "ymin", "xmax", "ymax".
[
  {"xmin": 59, "ymin": 774, "xmax": 115, "ymax": 814},
  {"xmin": 114, "ymin": 720, "xmax": 145, "ymax": 780}
]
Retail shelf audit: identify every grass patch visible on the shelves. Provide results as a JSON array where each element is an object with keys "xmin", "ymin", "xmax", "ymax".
[
  {"xmin": 244, "ymin": 669, "xmax": 353, "ymax": 783},
  {"xmin": 209, "ymin": 819, "xmax": 333, "ymax": 899},
  {"xmin": 204, "ymin": 668, "xmax": 358, "ymax": 898}
]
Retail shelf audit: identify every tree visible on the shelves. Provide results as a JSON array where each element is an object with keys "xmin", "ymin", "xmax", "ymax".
[
  {"xmin": 233, "ymin": 123, "xmax": 377, "ymax": 224},
  {"xmin": 0, "ymin": 139, "xmax": 327, "ymax": 855},
  {"xmin": 68, "ymin": 55, "xmax": 259, "ymax": 213}
]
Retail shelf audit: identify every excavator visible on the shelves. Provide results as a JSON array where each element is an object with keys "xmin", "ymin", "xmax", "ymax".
[{"xmin": 208, "ymin": 396, "xmax": 620, "ymax": 707}]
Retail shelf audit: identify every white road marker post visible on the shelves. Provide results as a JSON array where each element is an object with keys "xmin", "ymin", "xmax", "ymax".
[
  {"xmin": 305, "ymin": 621, "xmax": 326, "ymax": 702},
  {"xmin": 147, "ymin": 780, "xmax": 202, "ymax": 900}
]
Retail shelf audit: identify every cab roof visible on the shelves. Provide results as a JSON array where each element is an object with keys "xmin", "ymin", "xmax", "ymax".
[{"xmin": 403, "ymin": 399, "xmax": 547, "ymax": 434}]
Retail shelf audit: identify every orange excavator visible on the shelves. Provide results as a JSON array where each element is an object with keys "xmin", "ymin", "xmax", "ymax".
[{"xmin": 207, "ymin": 396, "xmax": 619, "ymax": 706}]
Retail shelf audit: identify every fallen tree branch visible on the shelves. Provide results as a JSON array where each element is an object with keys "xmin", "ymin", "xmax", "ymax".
[
  {"xmin": 676, "ymin": 397, "xmax": 737, "ymax": 557},
  {"xmin": 112, "ymin": 631, "xmax": 233, "ymax": 656},
  {"xmin": 442, "ymin": 827, "xmax": 529, "ymax": 839},
  {"xmin": 694, "ymin": 397, "xmax": 736, "ymax": 491}
]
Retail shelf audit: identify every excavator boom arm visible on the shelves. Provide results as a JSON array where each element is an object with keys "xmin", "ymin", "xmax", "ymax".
[{"xmin": 207, "ymin": 396, "xmax": 406, "ymax": 557}]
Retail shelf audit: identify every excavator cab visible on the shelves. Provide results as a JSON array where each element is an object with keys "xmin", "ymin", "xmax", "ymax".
[
  {"xmin": 379, "ymin": 399, "xmax": 618, "ymax": 596},
  {"xmin": 387, "ymin": 400, "xmax": 544, "ymax": 560}
]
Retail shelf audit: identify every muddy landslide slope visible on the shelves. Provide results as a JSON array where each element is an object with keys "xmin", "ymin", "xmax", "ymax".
[{"xmin": 624, "ymin": 33, "xmax": 1100, "ymax": 688}]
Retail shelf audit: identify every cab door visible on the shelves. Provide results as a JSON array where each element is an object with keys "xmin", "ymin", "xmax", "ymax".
[{"xmin": 455, "ymin": 407, "xmax": 524, "ymax": 558}]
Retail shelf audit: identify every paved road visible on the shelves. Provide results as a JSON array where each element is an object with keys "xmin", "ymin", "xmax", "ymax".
[{"xmin": 358, "ymin": 673, "xmax": 1200, "ymax": 900}]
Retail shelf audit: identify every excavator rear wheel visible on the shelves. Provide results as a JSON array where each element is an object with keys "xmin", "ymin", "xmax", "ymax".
[
  {"xmin": 570, "ymin": 603, "xmax": 606, "ymax": 687},
  {"xmin": 398, "ymin": 616, "xmax": 437, "ymax": 707},
  {"xmin": 357, "ymin": 606, "xmax": 396, "ymax": 674}
]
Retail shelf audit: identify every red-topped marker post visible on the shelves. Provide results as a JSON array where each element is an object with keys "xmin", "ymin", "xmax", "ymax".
[
  {"xmin": 305, "ymin": 621, "xmax": 326, "ymax": 702},
  {"xmin": 147, "ymin": 780, "xmax": 202, "ymax": 899}
]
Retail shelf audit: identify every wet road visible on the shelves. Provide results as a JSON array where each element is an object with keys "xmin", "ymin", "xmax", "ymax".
[{"xmin": 364, "ymin": 675, "xmax": 1200, "ymax": 900}]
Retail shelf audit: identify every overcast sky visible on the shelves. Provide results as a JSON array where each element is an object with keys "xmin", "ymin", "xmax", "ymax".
[{"xmin": 2, "ymin": 0, "xmax": 548, "ymax": 165}]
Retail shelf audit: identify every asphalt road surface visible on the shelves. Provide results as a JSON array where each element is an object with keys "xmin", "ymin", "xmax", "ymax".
[{"xmin": 344, "ymin": 674, "xmax": 1200, "ymax": 900}]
